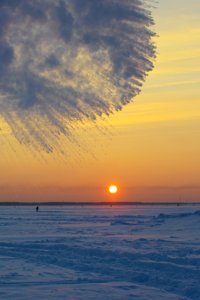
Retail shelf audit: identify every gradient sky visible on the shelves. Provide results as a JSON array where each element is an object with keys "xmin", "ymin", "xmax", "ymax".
[{"xmin": 0, "ymin": 0, "xmax": 199, "ymax": 202}]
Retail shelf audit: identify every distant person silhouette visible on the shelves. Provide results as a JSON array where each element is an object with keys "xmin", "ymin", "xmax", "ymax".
[{"xmin": 36, "ymin": 206, "xmax": 39, "ymax": 212}]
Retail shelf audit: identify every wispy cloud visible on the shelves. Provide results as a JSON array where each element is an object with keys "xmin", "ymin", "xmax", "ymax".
[{"xmin": 0, "ymin": 0, "xmax": 155, "ymax": 152}]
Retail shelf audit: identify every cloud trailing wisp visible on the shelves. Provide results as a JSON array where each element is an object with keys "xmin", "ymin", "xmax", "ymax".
[{"xmin": 0, "ymin": 0, "xmax": 156, "ymax": 152}]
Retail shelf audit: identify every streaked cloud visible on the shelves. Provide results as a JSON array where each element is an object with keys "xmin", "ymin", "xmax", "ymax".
[{"xmin": 0, "ymin": 0, "xmax": 155, "ymax": 152}]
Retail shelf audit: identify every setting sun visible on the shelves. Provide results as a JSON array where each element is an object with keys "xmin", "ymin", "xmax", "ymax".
[{"xmin": 108, "ymin": 185, "xmax": 118, "ymax": 194}]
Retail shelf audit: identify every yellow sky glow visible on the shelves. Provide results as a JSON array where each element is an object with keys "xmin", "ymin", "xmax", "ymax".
[{"xmin": 0, "ymin": 0, "xmax": 199, "ymax": 202}]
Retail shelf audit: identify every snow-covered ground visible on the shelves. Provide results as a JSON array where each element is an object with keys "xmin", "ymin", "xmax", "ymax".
[{"xmin": 0, "ymin": 204, "xmax": 200, "ymax": 300}]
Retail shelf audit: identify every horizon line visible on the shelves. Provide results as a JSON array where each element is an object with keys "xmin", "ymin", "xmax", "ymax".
[{"xmin": 0, "ymin": 201, "xmax": 200, "ymax": 206}]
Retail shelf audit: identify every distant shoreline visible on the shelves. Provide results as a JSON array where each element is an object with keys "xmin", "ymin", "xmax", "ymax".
[{"xmin": 0, "ymin": 202, "xmax": 199, "ymax": 206}]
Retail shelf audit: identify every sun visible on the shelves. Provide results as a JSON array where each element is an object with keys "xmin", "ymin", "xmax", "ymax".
[{"xmin": 108, "ymin": 185, "xmax": 118, "ymax": 194}]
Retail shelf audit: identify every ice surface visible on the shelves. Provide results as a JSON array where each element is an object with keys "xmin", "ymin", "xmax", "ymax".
[{"xmin": 0, "ymin": 205, "xmax": 200, "ymax": 299}]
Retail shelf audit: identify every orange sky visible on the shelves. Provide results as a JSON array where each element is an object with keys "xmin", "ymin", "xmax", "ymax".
[{"xmin": 0, "ymin": 0, "xmax": 200, "ymax": 202}]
